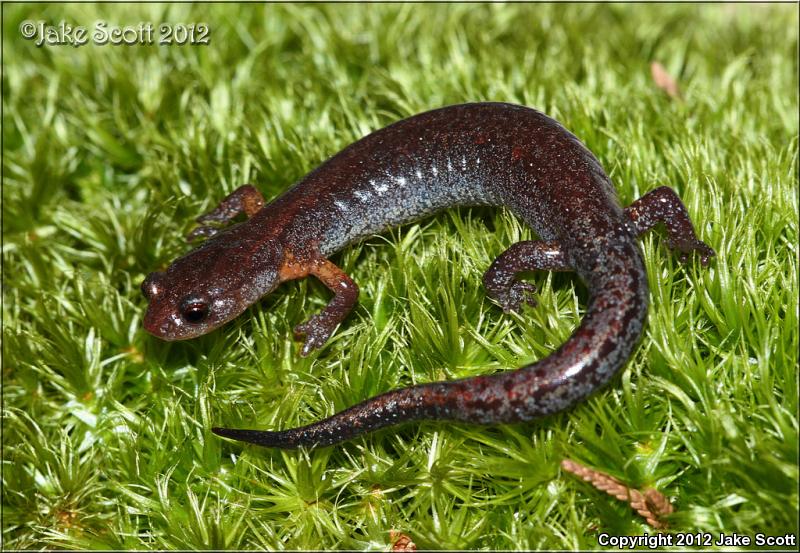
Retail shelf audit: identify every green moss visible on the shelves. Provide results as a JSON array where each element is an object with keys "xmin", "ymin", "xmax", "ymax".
[{"xmin": 3, "ymin": 3, "xmax": 797, "ymax": 549}]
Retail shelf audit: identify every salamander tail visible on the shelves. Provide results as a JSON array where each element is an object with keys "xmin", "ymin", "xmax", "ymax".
[
  {"xmin": 213, "ymin": 240, "xmax": 650, "ymax": 450},
  {"xmin": 211, "ymin": 427, "xmax": 307, "ymax": 449},
  {"xmin": 211, "ymin": 386, "xmax": 431, "ymax": 449}
]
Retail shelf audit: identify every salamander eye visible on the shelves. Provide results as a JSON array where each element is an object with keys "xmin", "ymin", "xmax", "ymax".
[{"xmin": 180, "ymin": 299, "xmax": 209, "ymax": 324}]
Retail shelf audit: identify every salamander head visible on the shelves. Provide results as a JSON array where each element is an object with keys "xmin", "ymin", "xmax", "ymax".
[{"xmin": 142, "ymin": 234, "xmax": 281, "ymax": 341}]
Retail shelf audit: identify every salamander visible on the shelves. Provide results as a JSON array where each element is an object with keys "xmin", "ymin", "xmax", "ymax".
[{"xmin": 141, "ymin": 102, "xmax": 715, "ymax": 449}]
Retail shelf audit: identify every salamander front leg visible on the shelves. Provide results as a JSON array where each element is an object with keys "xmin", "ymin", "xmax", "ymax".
[
  {"xmin": 483, "ymin": 240, "xmax": 571, "ymax": 313},
  {"xmin": 187, "ymin": 184, "xmax": 266, "ymax": 241},
  {"xmin": 625, "ymin": 186, "xmax": 715, "ymax": 265},
  {"xmin": 291, "ymin": 258, "xmax": 359, "ymax": 356}
]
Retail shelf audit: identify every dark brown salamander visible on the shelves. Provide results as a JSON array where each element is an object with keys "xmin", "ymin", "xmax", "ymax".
[{"xmin": 142, "ymin": 102, "xmax": 714, "ymax": 449}]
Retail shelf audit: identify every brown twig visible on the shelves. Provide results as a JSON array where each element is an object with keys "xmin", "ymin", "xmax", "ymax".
[
  {"xmin": 389, "ymin": 530, "xmax": 417, "ymax": 551},
  {"xmin": 561, "ymin": 459, "xmax": 674, "ymax": 529},
  {"xmin": 650, "ymin": 61, "xmax": 682, "ymax": 99}
]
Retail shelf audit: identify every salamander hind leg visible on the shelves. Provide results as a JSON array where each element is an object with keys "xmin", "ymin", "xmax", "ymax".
[
  {"xmin": 483, "ymin": 240, "xmax": 571, "ymax": 313},
  {"xmin": 187, "ymin": 184, "xmax": 266, "ymax": 241},
  {"xmin": 625, "ymin": 186, "xmax": 715, "ymax": 265}
]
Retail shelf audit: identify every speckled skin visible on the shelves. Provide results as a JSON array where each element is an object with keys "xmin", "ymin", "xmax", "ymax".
[{"xmin": 142, "ymin": 103, "xmax": 714, "ymax": 449}]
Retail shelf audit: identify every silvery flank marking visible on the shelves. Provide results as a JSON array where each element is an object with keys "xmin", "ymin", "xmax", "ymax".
[{"xmin": 370, "ymin": 179, "xmax": 389, "ymax": 194}]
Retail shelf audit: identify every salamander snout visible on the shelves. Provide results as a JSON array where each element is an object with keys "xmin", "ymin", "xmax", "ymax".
[
  {"xmin": 141, "ymin": 229, "xmax": 282, "ymax": 341},
  {"xmin": 141, "ymin": 271, "xmax": 165, "ymax": 300},
  {"xmin": 142, "ymin": 270, "xmax": 209, "ymax": 340},
  {"xmin": 141, "ymin": 268, "xmax": 254, "ymax": 341},
  {"xmin": 142, "ymin": 292, "xmax": 224, "ymax": 341}
]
